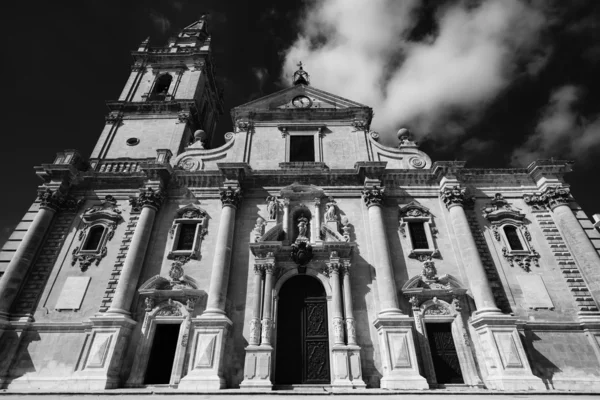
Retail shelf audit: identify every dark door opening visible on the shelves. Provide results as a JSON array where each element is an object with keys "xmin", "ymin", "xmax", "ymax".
[
  {"xmin": 275, "ymin": 275, "xmax": 330, "ymax": 384},
  {"xmin": 426, "ymin": 323, "xmax": 464, "ymax": 384},
  {"xmin": 289, "ymin": 135, "xmax": 315, "ymax": 162},
  {"xmin": 144, "ymin": 323, "xmax": 181, "ymax": 384}
]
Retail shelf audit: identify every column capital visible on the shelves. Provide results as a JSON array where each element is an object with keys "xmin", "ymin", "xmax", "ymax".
[
  {"xmin": 130, "ymin": 187, "xmax": 164, "ymax": 212},
  {"xmin": 523, "ymin": 185, "xmax": 572, "ymax": 211},
  {"xmin": 38, "ymin": 188, "xmax": 82, "ymax": 213},
  {"xmin": 219, "ymin": 186, "xmax": 243, "ymax": 208},
  {"xmin": 361, "ymin": 186, "xmax": 385, "ymax": 208},
  {"xmin": 440, "ymin": 185, "xmax": 469, "ymax": 210}
]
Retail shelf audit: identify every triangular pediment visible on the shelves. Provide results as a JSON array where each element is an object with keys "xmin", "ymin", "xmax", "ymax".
[{"xmin": 233, "ymin": 85, "xmax": 370, "ymax": 112}]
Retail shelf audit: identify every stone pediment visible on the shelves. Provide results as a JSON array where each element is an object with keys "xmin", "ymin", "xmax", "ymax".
[{"xmin": 233, "ymin": 85, "xmax": 369, "ymax": 111}]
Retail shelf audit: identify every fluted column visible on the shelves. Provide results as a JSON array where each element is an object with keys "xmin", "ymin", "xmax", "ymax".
[
  {"xmin": 525, "ymin": 186, "xmax": 600, "ymax": 305},
  {"xmin": 440, "ymin": 185, "xmax": 501, "ymax": 315},
  {"xmin": 204, "ymin": 186, "xmax": 242, "ymax": 316},
  {"xmin": 109, "ymin": 187, "xmax": 163, "ymax": 315},
  {"xmin": 327, "ymin": 254, "xmax": 345, "ymax": 345},
  {"xmin": 341, "ymin": 260, "xmax": 357, "ymax": 345},
  {"xmin": 0, "ymin": 189, "xmax": 74, "ymax": 318},
  {"xmin": 282, "ymin": 198, "xmax": 290, "ymax": 244},
  {"xmin": 248, "ymin": 265, "xmax": 264, "ymax": 346},
  {"xmin": 261, "ymin": 263, "xmax": 275, "ymax": 346},
  {"xmin": 361, "ymin": 186, "xmax": 402, "ymax": 316}
]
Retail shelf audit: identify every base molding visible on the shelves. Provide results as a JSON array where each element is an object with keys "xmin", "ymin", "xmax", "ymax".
[{"xmin": 239, "ymin": 345, "xmax": 273, "ymax": 390}]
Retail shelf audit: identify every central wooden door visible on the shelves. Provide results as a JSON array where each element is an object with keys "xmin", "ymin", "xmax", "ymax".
[
  {"xmin": 426, "ymin": 323, "xmax": 464, "ymax": 384},
  {"xmin": 275, "ymin": 275, "xmax": 330, "ymax": 384}
]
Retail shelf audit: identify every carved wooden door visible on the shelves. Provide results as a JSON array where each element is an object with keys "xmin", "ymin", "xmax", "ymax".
[
  {"xmin": 426, "ymin": 323, "xmax": 464, "ymax": 384},
  {"xmin": 275, "ymin": 275, "xmax": 330, "ymax": 384},
  {"xmin": 303, "ymin": 298, "xmax": 330, "ymax": 383}
]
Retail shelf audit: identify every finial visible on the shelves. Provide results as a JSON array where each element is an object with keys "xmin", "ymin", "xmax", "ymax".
[{"xmin": 293, "ymin": 61, "xmax": 310, "ymax": 86}]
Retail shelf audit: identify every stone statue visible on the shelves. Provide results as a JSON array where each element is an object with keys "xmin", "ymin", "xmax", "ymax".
[
  {"xmin": 266, "ymin": 196, "xmax": 278, "ymax": 220},
  {"xmin": 324, "ymin": 197, "xmax": 337, "ymax": 222},
  {"xmin": 297, "ymin": 213, "xmax": 309, "ymax": 238}
]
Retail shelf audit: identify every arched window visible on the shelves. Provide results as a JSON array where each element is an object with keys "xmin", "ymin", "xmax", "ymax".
[
  {"xmin": 150, "ymin": 74, "xmax": 172, "ymax": 101},
  {"xmin": 83, "ymin": 225, "xmax": 105, "ymax": 251},
  {"xmin": 503, "ymin": 225, "xmax": 523, "ymax": 251}
]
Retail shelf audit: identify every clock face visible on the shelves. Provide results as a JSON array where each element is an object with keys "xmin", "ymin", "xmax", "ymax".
[{"xmin": 292, "ymin": 95, "xmax": 312, "ymax": 108}]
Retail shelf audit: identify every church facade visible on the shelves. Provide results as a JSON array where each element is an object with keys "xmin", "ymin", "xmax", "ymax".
[{"xmin": 1, "ymin": 19, "xmax": 600, "ymax": 392}]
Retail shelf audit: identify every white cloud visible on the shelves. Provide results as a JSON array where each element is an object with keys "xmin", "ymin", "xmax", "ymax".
[
  {"xmin": 281, "ymin": 0, "xmax": 549, "ymax": 144},
  {"xmin": 511, "ymin": 85, "xmax": 600, "ymax": 166}
]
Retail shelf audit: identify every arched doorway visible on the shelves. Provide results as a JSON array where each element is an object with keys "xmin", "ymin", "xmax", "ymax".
[{"xmin": 275, "ymin": 275, "xmax": 330, "ymax": 384}]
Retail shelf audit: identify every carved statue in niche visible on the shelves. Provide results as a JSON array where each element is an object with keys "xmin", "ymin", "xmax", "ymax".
[
  {"xmin": 324, "ymin": 197, "xmax": 337, "ymax": 222},
  {"xmin": 266, "ymin": 196, "xmax": 279, "ymax": 220},
  {"xmin": 297, "ymin": 213, "xmax": 309, "ymax": 239}
]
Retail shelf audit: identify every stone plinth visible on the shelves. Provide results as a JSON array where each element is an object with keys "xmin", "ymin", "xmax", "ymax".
[
  {"xmin": 374, "ymin": 316, "xmax": 428, "ymax": 389},
  {"xmin": 239, "ymin": 345, "xmax": 273, "ymax": 390},
  {"xmin": 178, "ymin": 315, "xmax": 231, "ymax": 390},
  {"xmin": 331, "ymin": 345, "xmax": 365, "ymax": 390},
  {"xmin": 471, "ymin": 315, "xmax": 544, "ymax": 390}
]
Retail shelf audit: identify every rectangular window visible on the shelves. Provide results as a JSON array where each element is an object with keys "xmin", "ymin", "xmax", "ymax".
[
  {"xmin": 408, "ymin": 222, "xmax": 429, "ymax": 249},
  {"xmin": 177, "ymin": 224, "xmax": 197, "ymax": 250},
  {"xmin": 504, "ymin": 226, "xmax": 524, "ymax": 251},
  {"xmin": 290, "ymin": 135, "xmax": 315, "ymax": 162}
]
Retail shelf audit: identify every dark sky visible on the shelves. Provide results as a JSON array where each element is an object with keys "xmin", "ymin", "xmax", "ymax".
[{"xmin": 1, "ymin": 0, "xmax": 600, "ymax": 245}]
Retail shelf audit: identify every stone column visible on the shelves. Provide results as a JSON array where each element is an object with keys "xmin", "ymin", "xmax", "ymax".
[
  {"xmin": 282, "ymin": 198, "xmax": 290, "ymax": 244},
  {"xmin": 440, "ymin": 184, "xmax": 501, "ymax": 315},
  {"xmin": 439, "ymin": 182, "xmax": 543, "ymax": 390},
  {"xmin": 261, "ymin": 262, "xmax": 275, "ymax": 346},
  {"xmin": 327, "ymin": 255, "xmax": 345, "ymax": 345},
  {"xmin": 108, "ymin": 188, "xmax": 163, "ymax": 315},
  {"xmin": 248, "ymin": 265, "xmax": 264, "ymax": 346},
  {"xmin": 0, "ymin": 189, "xmax": 63, "ymax": 320},
  {"xmin": 203, "ymin": 186, "xmax": 242, "ymax": 316},
  {"xmin": 361, "ymin": 186, "xmax": 402, "ymax": 315},
  {"xmin": 362, "ymin": 186, "xmax": 428, "ymax": 389},
  {"xmin": 241, "ymin": 255, "xmax": 275, "ymax": 390},
  {"xmin": 313, "ymin": 197, "xmax": 321, "ymax": 243},
  {"xmin": 525, "ymin": 186, "xmax": 600, "ymax": 307},
  {"xmin": 341, "ymin": 261, "xmax": 357, "ymax": 346},
  {"xmin": 180, "ymin": 186, "xmax": 242, "ymax": 391}
]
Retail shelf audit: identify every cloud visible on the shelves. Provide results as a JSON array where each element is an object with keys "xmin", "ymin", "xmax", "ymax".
[
  {"xmin": 148, "ymin": 10, "xmax": 171, "ymax": 35},
  {"xmin": 281, "ymin": 0, "xmax": 550, "ymax": 144},
  {"xmin": 511, "ymin": 85, "xmax": 600, "ymax": 166}
]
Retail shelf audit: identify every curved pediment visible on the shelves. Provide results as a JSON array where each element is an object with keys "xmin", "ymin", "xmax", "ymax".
[
  {"xmin": 172, "ymin": 132, "xmax": 235, "ymax": 172},
  {"xmin": 139, "ymin": 274, "xmax": 199, "ymax": 291}
]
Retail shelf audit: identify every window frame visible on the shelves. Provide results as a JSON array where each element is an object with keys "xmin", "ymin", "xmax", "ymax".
[
  {"xmin": 496, "ymin": 223, "xmax": 531, "ymax": 256},
  {"xmin": 278, "ymin": 125, "xmax": 325, "ymax": 163},
  {"xmin": 398, "ymin": 201, "xmax": 440, "ymax": 259},
  {"xmin": 167, "ymin": 204, "xmax": 208, "ymax": 260}
]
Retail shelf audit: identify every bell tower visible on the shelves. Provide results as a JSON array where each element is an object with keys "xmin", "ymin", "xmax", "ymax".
[{"xmin": 90, "ymin": 16, "xmax": 224, "ymax": 166}]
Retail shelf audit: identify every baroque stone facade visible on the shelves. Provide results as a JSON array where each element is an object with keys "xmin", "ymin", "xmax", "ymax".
[{"xmin": 1, "ymin": 19, "xmax": 600, "ymax": 393}]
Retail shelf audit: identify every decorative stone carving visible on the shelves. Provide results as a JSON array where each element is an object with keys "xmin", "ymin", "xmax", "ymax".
[
  {"xmin": 482, "ymin": 193, "xmax": 526, "ymax": 223},
  {"xmin": 369, "ymin": 131, "xmax": 380, "ymax": 141},
  {"xmin": 266, "ymin": 196, "xmax": 279, "ymax": 220},
  {"xmin": 361, "ymin": 186, "xmax": 384, "ymax": 207},
  {"xmin": 409, "ymin": 157, "xmax": 426, "ymax": 169},
  {"xmin": 105, "ymin": 111, "xmax": 124, "ymax": 124},
  {"xmin": 261, "ymin": 318, "xmax": 273, "ymax": 344},
  {"xmin": 249, "ymin": 318, "xmax": 261, "ymax": 345},
  {"xmin": 39, "ymin": 188, "xmax": 82, "ymax": 213},
  {"xmin": 523, "ymin": 185, "xmax": 572, "ymax": 211},
  {"xmin": 186, "ymin": 297, "xmax": 197, "ymax": 311},
  {"xmin": 397, "ymin": 128, "xmax": 418, "ymax": 148},
  {"xmin": 333, "ymin": 317, "xmax": 344, "ymax": 343},
  {"xmin": 71, "ymin": 246, "xmax": 107, "ymax": 271},
  {"xmin": 130, "ymin": 187, "xmax": 165, "ymax": 212},
  {"xmin": 168, "ymin": 204, "xmax": 208, "ymax": 260},
  {"xmin": 421, "ymin": 257, "xmax": 438, "ymax": 281},
  {"xmin": 253, "ymin": 217, "xmax": 266, "ymax": 242},
  {"xmin": 452, "ymin": 296, "xmax": 462, "ymax": 311},
  {"xmin": 351, "ymin": 118, "xmax": 369, "ymax": 131},
  {"xmin": 324, "ymin": 197, "xmax": 337, "ymax": 222},
  {"xmin": 144, "ymin": 297, "xmax": 154, "ymax": 312},
  {"xmin": 423, "ymin": 304, "xmax": 450, "ymax": 315},
  {"xmin": 398, "ymin": 201, "xmax": 440, "ymax": 259},
  {"xmin": 346, "ymin": 319, "xmax": 356, "ymax": 342},
  {"xmin": 236, "ymin": 119, "xmax": 253, "ymax": 133},
  {"xmin": 220, "ymin": 186, "xmax": 243, "ymax": 208},
  {"xmin": 340, "ymin": 215, "xmax": 351, "ymax": 242},
  {"xmin": 502, "ymin": 247, "xmax": 540, "ymax": 272},
  {"xmin": 290, "ymin": 241, "xmax": 313, "ymax": 266},
  {"xmin": 409, "ymin": 296, "xmax": 420, "ymax": 310},
  {"xmin": 440, "ymin": 185, "xmax": 467, "ymax": 209}
]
